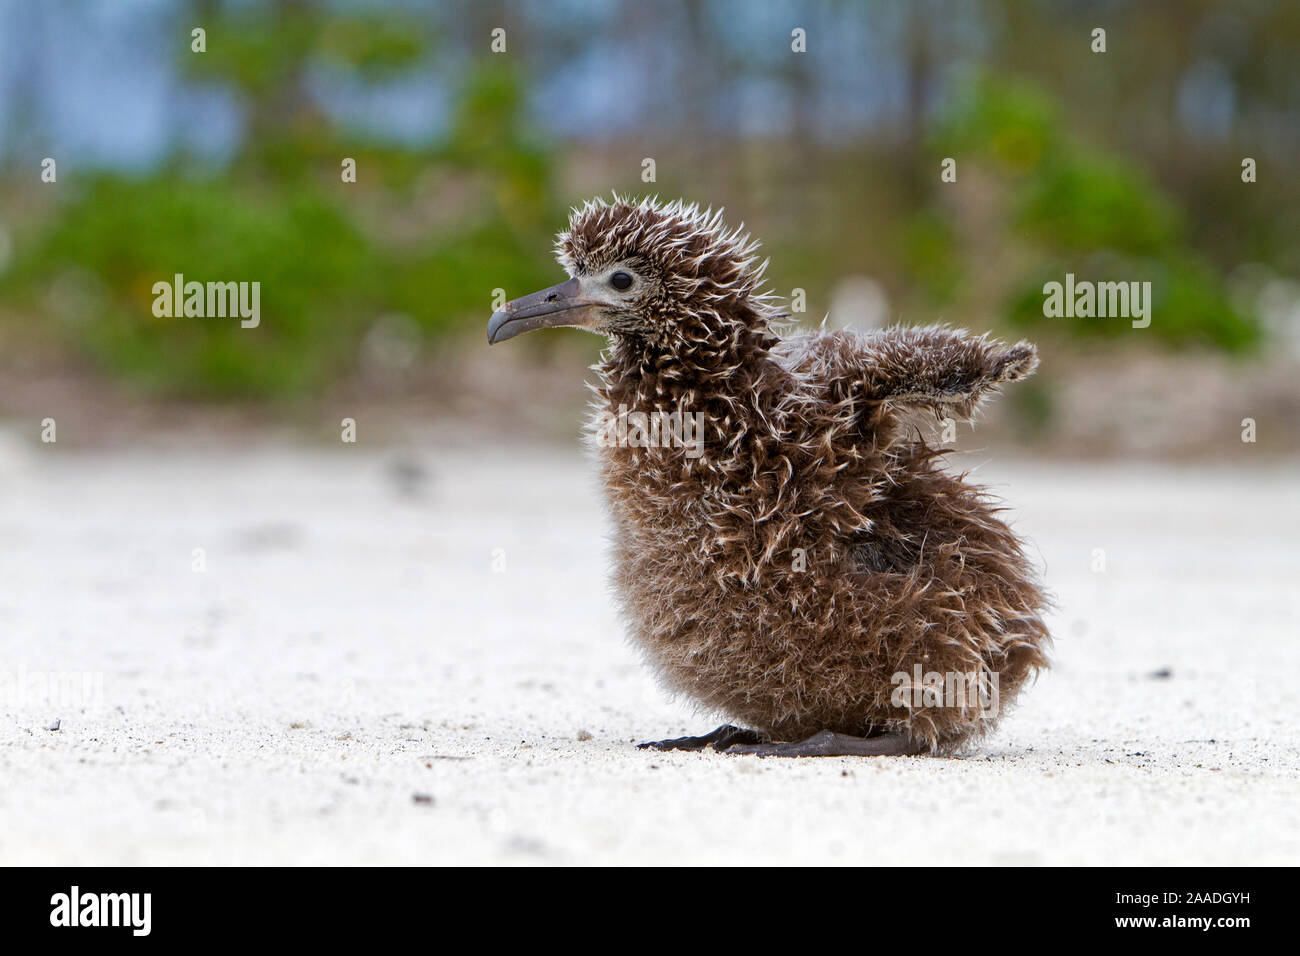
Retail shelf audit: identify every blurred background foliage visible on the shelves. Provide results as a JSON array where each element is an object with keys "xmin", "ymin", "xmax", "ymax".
[
  {"xmin": 0, "ymin": 0, "xmax": 1296, "ymax": 405},
  {"xmin": 934, "ymin": 75, "xmax": 1258, "ymax": 351}
]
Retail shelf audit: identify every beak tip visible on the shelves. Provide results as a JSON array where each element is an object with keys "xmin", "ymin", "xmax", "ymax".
[
  {"xmin": 486, "ymin": 278, "xmax": 590, "ymax": 345},
  {"xmin": 486, "ymin": 309, "xmax": 510, "ymax": 345}
]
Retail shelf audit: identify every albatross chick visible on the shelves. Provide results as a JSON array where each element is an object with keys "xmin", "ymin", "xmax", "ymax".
[{"xmin": 488, "ymin": 196, "xmax": 1051, "ymax": 756}]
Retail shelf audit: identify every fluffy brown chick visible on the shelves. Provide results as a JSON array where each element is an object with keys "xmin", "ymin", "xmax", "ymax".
[{"xmin": 488, "ymin": 196, "xmax": 1051, "ymax": 756}]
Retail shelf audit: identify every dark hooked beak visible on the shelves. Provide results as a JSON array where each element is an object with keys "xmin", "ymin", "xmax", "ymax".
[{"xmin": 487, "ymin": 277, "xmax": 604, "ymax": 344}]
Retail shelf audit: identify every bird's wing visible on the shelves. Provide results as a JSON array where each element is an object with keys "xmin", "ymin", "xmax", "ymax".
[{"xmin": 775, "ymin": 324, "xmax": 1038, "ymax": 422}]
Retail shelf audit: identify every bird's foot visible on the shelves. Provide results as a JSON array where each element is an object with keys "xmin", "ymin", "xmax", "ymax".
[
  {"xmin": 723, "ymin": 729, "xmax": 926, "ymax": 758},
  {"xmin": 637, "ymin": 724, "xmax": 767, "ymax": 752}
]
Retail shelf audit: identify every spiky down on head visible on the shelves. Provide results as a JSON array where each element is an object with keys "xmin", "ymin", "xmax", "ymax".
[
  {"xmin": 484, "ymin": 196, "xmax": 783, "ymax": 349},
  {"xmin": 555, "ymin": 196, "xmax": 780, "ymax": 342}
]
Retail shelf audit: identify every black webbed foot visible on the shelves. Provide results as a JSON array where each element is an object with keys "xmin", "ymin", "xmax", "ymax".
[
  {"xmin": 637, "ymin": 724, "xmax": 766, "ymax": 752},
  {"xmin": 723, "ymin": 730, "xmax": 926, "ymax": 758}
]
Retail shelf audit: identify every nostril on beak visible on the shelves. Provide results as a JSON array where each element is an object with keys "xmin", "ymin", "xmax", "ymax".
[{"xmin": 545, "ymin": 293, "xmax": 560, "ymax": 302}]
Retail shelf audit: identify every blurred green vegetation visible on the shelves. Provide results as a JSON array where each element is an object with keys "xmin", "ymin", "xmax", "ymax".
[
  {"xmin": 6, "ymin": 177, "xmax": 376, "ymax": 396},
  {"xmin": 0, "ymin": 1, "xmax": 1288, "ymax": 403},
  {"xmin": 0, "ymin": 4, "xmax": 559, "ymax": 398},
  {"xmin": 923, "ymin": 75, "xmax": 1258, "ymax": 351}
]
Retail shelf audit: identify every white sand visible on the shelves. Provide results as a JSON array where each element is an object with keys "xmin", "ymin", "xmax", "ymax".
[{"xmin": 0, "ymin": 438, "xmax": 1296, "ymax": 865}]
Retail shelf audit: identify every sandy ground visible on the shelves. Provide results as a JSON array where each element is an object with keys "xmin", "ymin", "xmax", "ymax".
[{"xmin": 0, "ymin": 434, "xmax": 1296, "ymax": 866}]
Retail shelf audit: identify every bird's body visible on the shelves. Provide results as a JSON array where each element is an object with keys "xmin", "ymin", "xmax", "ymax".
[{"xmin": 490, "ymin": 197, "xmax": 1051, "ymax": 755}]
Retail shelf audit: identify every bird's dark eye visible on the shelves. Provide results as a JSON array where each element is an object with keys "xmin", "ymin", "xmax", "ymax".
[{"xmin": 610, "ymin": 271, "xmax": 634, "ymax": 291}]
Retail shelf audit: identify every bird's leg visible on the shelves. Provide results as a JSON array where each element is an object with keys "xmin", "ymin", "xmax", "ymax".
[
  {"xmin": 637, "ymin": 724, "xmax": 767, "ymax": 752},
  {"xmin": 723, "ymin": 730, "xmax": 926, "ymax": 758}
]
